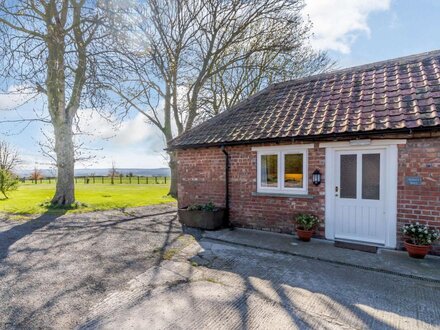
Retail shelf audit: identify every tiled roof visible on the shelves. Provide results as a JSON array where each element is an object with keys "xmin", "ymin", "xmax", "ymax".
[{"xmin": 170, "ymin": 50, "xmax": 440, "ymax": 149}]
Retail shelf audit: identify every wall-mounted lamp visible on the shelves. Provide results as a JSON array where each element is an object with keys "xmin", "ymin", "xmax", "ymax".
[{"xmin": 312, "ymin": 169, "xmax": 321, "ymax": 186}]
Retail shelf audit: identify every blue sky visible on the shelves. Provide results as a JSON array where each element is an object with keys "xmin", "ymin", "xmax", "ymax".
[{"xmin": 1, "ymin": 0, "xmax": 440, "ymax": 170}]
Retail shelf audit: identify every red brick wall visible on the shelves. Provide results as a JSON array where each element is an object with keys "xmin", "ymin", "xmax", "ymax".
[
  {"xmin": 177, "ymin": 148, "xmax": 227, "ymax": 208},
  {"xmin": 177, "ymin": 142, "xmax": 326, "ymax": 234},
  {"xmin": 397, "ymin": 138, "xmax": 440, "ymax": 254},
  {"xmin": 227, "ymin": 143, "xmax": 325, "ymax": 234},
  {"xmin": 177, "ymin": 137, "xmax": 440, "ymax": 254}
]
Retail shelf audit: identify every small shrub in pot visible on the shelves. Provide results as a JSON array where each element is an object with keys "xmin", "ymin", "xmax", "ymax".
[
  {"xmin": 295, "ymin": 214, "xmax": 319, "ymax": 242},
  {"xmin": 178, "ymin": 202, "xmax": 225, "ymax": 230},
  {"xmin": 402, "ymin": 222, "xmax": 439, "ymax": 259}
]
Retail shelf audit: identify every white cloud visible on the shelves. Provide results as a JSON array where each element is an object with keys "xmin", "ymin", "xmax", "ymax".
[
  {"xmin": 76, "ymin": 109, "xmax": 161, "ymax": 146},
  {"xmin": 304, "ymin": 0, "xmax": 391, "ymax": 53},
  {"xmin": 114, "ymin": 113, "xmax": 154, "ymax": 145},
  {"xmin": 72, "ymin": 108, "xmax": 167, "ymax": 169},
  {"xmin": 82, "ymin": 147, "xmax": 168, "ymax": 169}
]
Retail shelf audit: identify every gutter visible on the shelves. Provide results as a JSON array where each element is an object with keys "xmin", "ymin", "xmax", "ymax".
[{"xmin": 221, "ymin": 145, "xmax": 231, "ymax": 228}]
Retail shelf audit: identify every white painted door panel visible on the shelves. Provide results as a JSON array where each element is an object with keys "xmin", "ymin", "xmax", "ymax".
[{"xmin": 334, "ymin": 150, "xmax": 386, "ymax": 245}]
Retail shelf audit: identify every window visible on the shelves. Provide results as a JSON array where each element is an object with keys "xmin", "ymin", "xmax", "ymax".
[
  {"xmin": 340, "ymin": 154, "xmax": 357, "ymax": 199},
  {"xmin": 255, "ymin": 146, "xmax": 309, "ymax": 195},
  {"xmin": 284, "ymin": 154, "xmax": 304, "ymax": 189},
  {"xmin": 260, "ymin": 154, "xmax": 278, "ymax": 187}
]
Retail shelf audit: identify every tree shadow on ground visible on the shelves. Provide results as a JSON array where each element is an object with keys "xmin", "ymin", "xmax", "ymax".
[
  {"xmin": 0, "ymin": 211, "xmax": 67, "ymax": 263},
  {"xmin": 0, "ymin": 205, "xmax": 183, "ymax": 329},
  {"xmin": 176, "ymin": 233, "xmax": 440, "ymax": 329}
]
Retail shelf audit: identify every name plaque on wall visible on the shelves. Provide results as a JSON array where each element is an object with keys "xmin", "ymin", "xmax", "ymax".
[{"xmin": 405, "ymin": 176, "xmax": 422, "ymax": 186}]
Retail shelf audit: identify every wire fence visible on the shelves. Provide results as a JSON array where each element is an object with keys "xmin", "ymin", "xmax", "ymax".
[{"xmin": 21, "ymin": 176, "xmax": 169, "ymax": 185}]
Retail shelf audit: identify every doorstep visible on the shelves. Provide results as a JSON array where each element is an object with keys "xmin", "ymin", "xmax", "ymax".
[{"xmin": 203, "ymin": 228, "xmax": 440, "ymax": 282}]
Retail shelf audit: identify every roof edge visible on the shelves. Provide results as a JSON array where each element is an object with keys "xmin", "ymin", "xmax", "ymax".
[{"xmin": 167, "ymin": 126, "xmax": 440, "ymax": 150}]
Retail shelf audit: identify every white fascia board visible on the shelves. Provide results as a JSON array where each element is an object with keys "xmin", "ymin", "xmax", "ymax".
[
  {"xmin": 319, "ymin": 139, "xmax": 406, "ymax": 148},
  {"xmin": 251, "ymin": 144, "xmax": 314, "ymax": 152}
]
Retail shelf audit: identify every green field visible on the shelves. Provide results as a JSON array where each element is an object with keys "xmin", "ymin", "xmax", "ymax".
[{"xmin": 0, "ymin": 183, "xmax": 175, "ymax": 215}]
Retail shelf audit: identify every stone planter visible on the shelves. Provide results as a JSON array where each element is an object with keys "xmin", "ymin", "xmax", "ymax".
[
  {"xmin": 178, "ymin": 207, "xmax": 225, "ymax": 230},
  {"xmin": 296, "ymin": 228, "xmax": 314, "ymax": 242},
  {"xmin": 404, "ymin": 241, "xmax": 431, "ymax": 259}
]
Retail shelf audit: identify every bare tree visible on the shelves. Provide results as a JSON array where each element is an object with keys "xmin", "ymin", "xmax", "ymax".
[
  {"xmin": 108, "ymin": 161, "xmax": 118, "ymax": 185},
  {"xmin": 0, "ymin": 1, "xmax": 123, "ymax": 205},
  {"xmin": 0, "ymin": 140, "xmax": 21, "ymax": 172},
  {"xmin": 30, "ymin": 166, "xmax": 44, "ymax": 182},
  {"xmin": 115, "ymin": 0, "xmax": 333, "ymax": 197}
]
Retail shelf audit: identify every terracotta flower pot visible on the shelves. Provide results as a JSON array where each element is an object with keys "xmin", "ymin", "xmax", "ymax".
[
  {"xmin": 404, "ymin": 240, "xmax": 431, "ymax": 259},
  {"xmin": 296, "ymin": 228, "xmax": 314, "ymax": 242}
]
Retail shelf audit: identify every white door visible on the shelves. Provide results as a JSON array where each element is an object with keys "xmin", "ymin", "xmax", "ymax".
[{"xmin": 334, "ymin": 149, "xmax": 386, "ymax": 245}]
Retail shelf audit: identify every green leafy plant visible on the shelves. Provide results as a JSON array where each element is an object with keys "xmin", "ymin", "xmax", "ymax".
[
  {"xmin": 0, "ymin": 168, "xmax": 19, "ymax": 199},
  {"xmin": 295, "ymin": 214, "xmax": 319, "ymax": 231},
  {"xmin": 187, "ymin": 201, "xmax": 218, "ymax": 211},
  {"xmin": 402, "ymin": 222, "xmax": 440, "ymax": 246}
]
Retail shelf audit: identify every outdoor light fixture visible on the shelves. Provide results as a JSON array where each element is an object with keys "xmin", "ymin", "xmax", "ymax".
[{"xmin": 312, "ymin": 169, "xmax": 321, "ymax": 186}]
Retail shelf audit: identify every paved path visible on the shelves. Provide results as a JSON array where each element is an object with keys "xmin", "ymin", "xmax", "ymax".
[
  {"xmin": 205, "ymin": 228, "xmax": 440, "ymax": 282},
  {"xmin": 84, "ymin": 240, "xmax": 440, "ymax": 330},
  {"xmin": 0, "ymin": 204, "xmax": 187, "ymax": 329}
]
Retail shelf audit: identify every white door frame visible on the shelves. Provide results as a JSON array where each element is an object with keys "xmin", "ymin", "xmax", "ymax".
[{"xmin": 321, "ymin": 139, "xmax": 405, "ymax": 248}]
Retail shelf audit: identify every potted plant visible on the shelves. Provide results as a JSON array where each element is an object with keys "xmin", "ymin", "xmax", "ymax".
[
  {"xmin": 178, "ymin": 202, "xmax": 225, "ymax": 230},
  {"xmin": 295, "ymin": 214, "xmax": 319, "ymax": 242},
  {"xmin": 402, "ymin": 223, "xmax": 439, "ymax": 259}
]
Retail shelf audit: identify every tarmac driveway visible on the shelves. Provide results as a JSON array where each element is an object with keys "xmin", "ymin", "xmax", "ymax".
[{"xmin": 0, "ymin": 204, "xmax": 187, "ymax": 329}]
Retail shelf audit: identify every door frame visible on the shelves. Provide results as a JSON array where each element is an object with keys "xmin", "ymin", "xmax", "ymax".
[{"xmin": 321, "ymin": 139, "xmax": 405, "ymax": 248}]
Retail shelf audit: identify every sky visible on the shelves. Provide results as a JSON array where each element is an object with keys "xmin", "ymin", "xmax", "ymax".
[{"xmin": 1, "ymin": 0, "xmax": 440, "ymax": 170}]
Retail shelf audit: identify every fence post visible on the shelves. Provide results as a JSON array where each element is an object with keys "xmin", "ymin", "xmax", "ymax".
[
  {"xmin": 129, "ymin": 176, "xmax": 132, "ymax": 184},
  {"xmin": 165, "ymin": 176, "xmax": 167, "ymax": 184},
  {"xmin": 146, "ymin": 177, "xmax": 148, "ymax": 184},
  {"xmin": 102, "ymin": 176, "xmax": 104, "ymax": 184},
  {"xmin": 155, "ymin": 176, "xmax": 158, "ymax": 184},
  {"xmin": 75, "ymin": 177, "xmax": 78, "ymax": 184},
  {"xmin": 48, "ymin": 178, "xmax": 51, "ymax": 184},
  {"xmin": 137, "ymin": 176, "xmax": 140, "ymax": 184}
]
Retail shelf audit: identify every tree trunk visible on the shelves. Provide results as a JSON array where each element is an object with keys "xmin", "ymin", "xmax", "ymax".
[
  {"xmin": 168, "ymin": 150, "xmax": 178, "ymax": 198},
  {"xmin": 51, "ymin": 122, "xmax": 75, "ymax": 205}
]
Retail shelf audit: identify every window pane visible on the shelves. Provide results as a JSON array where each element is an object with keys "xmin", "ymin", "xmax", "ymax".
[
  {"xmin": 284, "ymin": 154, "xmax": 303, "ymax": 188},
  {"xmin": 362, "ymin": 153, "xmax": 380, "ymax": 200},
  {"xmin": 261, "ymin": 154, "xmax": 278, "ymax": 187},
  {"xmin": 340, "ymin": 154, "xmax": 357, "ymax": 199}
]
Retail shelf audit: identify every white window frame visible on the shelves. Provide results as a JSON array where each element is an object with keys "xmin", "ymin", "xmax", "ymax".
[{"xmin": 253, "ymin": 144, "xmax": 313, "ymax": 195}]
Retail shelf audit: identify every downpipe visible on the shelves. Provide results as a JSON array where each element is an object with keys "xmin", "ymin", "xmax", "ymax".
[{"xmin": 221, "ymin": 145, "xmax": 233, "ymax": 229}]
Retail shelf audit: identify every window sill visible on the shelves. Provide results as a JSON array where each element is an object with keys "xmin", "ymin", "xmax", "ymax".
[{"xmin": 252, "ymin": 192, "xmax": 314, "ymax": 199}]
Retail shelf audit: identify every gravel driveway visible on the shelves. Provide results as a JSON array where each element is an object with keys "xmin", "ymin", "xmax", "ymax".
[
  {"xmin": 1, "ymin": 205, "xmax": 439, "ymax": 330},
  {"xmin": 0, "ymin": 204, "xmax": 186, "ymax": 329}
]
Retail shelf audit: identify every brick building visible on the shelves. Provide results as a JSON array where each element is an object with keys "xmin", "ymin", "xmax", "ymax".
[{"xmin": 169, "ymin": 50, "xmax": 440, "ymax": 254}]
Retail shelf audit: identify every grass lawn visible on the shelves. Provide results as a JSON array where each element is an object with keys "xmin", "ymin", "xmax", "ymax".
[{"xmin": 0, "ymin": 183, "xmax": 175, "ymax": 215}]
